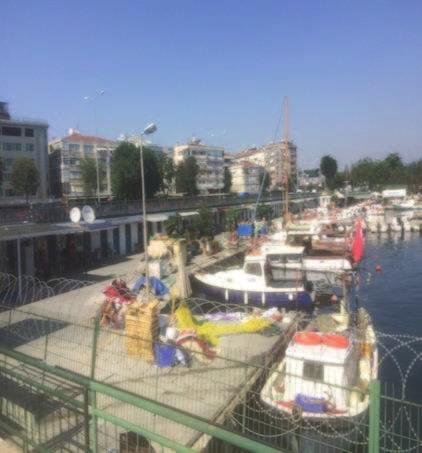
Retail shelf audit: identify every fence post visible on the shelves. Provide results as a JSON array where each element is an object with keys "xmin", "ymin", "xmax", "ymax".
[
  {"xmin": 89, "ymin": 317, "xmax": 100, "ymax": 452},
  {"xmin": 368, "ymin": 379, "xmax": 380, "ymax": 453},
  {"xmin": 90, "ymin": 316, "xmax": 100, "ymax": 380}
]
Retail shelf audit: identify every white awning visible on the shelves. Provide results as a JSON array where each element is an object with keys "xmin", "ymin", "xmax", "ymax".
[
  {"xmin": 146, "ymin": 213, "xmax": 173, "ymax": 222},
  {"xmin": 179, "ymin": 211, "xmax": 199, "ymax": 217}
]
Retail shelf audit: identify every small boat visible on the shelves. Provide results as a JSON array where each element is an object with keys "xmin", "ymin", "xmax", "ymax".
[
  {"xmin": 311, "ymin": 236, "xmax": 350, "ymax": 256},
  {"xmin": 379, "ymin": 222, "xmax": 388, "ymax": 233},
  {"xmin": 389, "ymin": 218, "xmax": 402, "ymax": 233},
  {"xmin": 261, "ymin": 243, "xmax": 353, "ymax": 286},
  {"xmin": 401, "ymin": 216, "xmax": 411, "ymax": 232},
  {"xmin": 194, "ymin": 252, "xmax": 314, "ymax": 310},
  {"xmin": 260, "ymin": 307, "xmax": 378, "ymax": 423},
  {"xmin": 368, "ymin": 222, "xmax": 378, "ymax": 234},
  {"xmin": 392, "ymin": 199, "xmax": 415, "ymax": 210}
]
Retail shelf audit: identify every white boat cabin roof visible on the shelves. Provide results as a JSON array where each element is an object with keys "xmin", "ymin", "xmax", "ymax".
[{"xmin": 286, "ymin": 340, "xmax": 352, "ymax": 365}]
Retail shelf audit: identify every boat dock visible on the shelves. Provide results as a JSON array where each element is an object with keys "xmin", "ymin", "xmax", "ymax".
[{"xmin": 0, "ymin": 240, "xmax": 303, "ymax": 451}]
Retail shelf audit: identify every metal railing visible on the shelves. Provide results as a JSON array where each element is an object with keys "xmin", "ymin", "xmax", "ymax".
[
  {"xmin": 0, "ymin": 191, "xmax": 320, "ymax": 226},
  {"xmin": 0, "ymin": 280, "xmax": 421, "ymax": 452}
]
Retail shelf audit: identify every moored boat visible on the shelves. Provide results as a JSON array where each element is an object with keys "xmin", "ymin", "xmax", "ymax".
[
  {"xmin": 260, "ymin": 307, "xmax": 378, "ymax": 423},
  {"xmin": 194, "ymin": 252, "xmax": 315, "ymax": 311}
]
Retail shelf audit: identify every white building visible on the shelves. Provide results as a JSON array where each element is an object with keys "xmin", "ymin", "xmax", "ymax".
[
  {"xmin": 233, "ymin": 140, "xmax": 297, "ymax": 189},
  {"xmin": 49, "ymin": 130, "xmax": 117, "ymax": 198},
  {"xmin": 298, "ymin": 169, "xmax": 324, "ymax": 189},
  {"xmin": 173, "ymin": 138, "xmax": 224, "ymax": 194},
  {"xmin": 230, "ymin": 160, "xmax": 264, "ymax": 194},
  {"xmin": 0, "ymin": 102, "xmax": 49, "ymax": 200}
]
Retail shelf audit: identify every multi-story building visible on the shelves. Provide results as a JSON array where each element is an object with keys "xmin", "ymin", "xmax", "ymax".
[
  {"xmin": 173, "ymin": 138, "xmax": 224, "ymax": 194},
  {"xmin": 0, "ymin": 102, "xmax": 49, "ymax": 200},
  {"xmin": 233, "ymin": 140, "xmax": 297, "ymax": 189},
  {"xmin": 230, "ymin": 160, "xmax": 264, "ymax": 194},
  {"xmin": 49, "ymin": 129, "xmax": 117, "ymax": 198}
]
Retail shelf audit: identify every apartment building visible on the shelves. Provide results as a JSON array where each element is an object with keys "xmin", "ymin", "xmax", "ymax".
[
  {"xmin": 230, "ymin": 160, "xmax": 264, "ymax": 194},
  {"xmin": 173, "ymin": 138, "xmax": 224, "ymax": 194},
  {"xmin": 0, "ymin": 102, "xmax": 49, "ymax": 200},
  {"xmin": 49, "ymin": 129, "xmax": 117, "ymax": 198},
  {"xmin": 233, "ymin": 140, "xmax": 297, "ymax": 189}
]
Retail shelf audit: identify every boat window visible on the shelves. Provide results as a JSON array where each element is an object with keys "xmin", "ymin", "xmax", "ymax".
[
  {"xmin": 244, "ymin": 262, "xmax": 262, "ymax": 276},
  {"xmin": 303, "ymin": 361, "xmax": 324, "ymax": 381}
]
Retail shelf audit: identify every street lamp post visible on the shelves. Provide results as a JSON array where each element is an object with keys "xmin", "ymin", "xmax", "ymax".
[{"xmin": 139, "ymin": 123, "xmax": 157, "ymax": 297}]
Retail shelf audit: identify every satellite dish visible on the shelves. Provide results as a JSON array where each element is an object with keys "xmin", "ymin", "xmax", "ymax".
[
  {"xmin": 69, "ymin": 207, "xmax": 81, "ymax": 224},
  {"xmin": 82, "ymin": 205, "xmax": 96, "ymax": 224}
]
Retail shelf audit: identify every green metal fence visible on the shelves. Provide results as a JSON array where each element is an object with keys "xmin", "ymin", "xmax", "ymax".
[{"xmin": 0, "ymin": 293, "xmax": 422, "ymax": 451}]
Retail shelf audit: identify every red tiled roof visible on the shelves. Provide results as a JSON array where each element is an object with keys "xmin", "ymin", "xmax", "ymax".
[{"xmin": 62, "ymin": 133, "xmax": 116, "ymax": 145}]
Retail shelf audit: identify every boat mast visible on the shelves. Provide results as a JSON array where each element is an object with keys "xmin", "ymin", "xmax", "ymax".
[{"xmin": 283, "ymin": 97, "xmax": 290, "ymax": 226}]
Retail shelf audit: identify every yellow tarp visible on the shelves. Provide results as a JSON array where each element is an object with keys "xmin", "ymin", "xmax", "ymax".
[{"xmin": 175, "ymin": 303, "xmax": 271, "ymax": 346}]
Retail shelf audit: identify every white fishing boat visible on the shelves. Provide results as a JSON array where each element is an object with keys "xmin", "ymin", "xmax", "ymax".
[
  {"xmin": 261, "ymin": 243, "xmax": 353, "ymax": 285},
  {"xmin": 260, "ymin": 307, "xmax": 378, "ymax": 422},
  {"xmin": 368, "ymin": 222, "xmax": 378, "ymax": 234},
  {"xmin": 379, "ymin": 222, "xmax": 388, "ymax": 233},
  {"xmin": 389, "ymin": 217, "xmax": 402, "ymax": 233},
  {"xmin": 392, "ymin": 199, "xmax": 415, "ymax": 210},
  {"xmin": 402, "ymin": 216, "xmax": 411, "ymax": 232},
  {"xmin": 286, "ymin": 220, "xmax": 322, "ymax": 239},
  {"xmin": 194, "ymin": 252, "xmax": 315, "ymax": 310}
]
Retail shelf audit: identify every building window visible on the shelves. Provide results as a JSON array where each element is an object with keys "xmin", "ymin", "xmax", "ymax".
[
  {"xmin": 69, "ymin": 143, "xmax": 80, "ymax": 152},
  {"xmin": 1, "ymin": 126, "xmax": 21, "ymax": 136},
  {"xmin": 24, "ymin": 128, "xmax": 34, "ymax": 137},
  {"xmin": 2, "ymin": 142, "xmax": 21, "ymax": 151},
  {"xmin": 5, "ymin": 158, "xmax": 14, "ymax": 166},
  {"xmin": 25, "ymin": 143, "xmax": 34, "ymax": 152},
  {"xmin": 83, "ymin": 144, "xmax": 94, "ymax": 154},
  {"xmin": 5, "ymin": 189, "xmax": 15, "ymax": 196}
]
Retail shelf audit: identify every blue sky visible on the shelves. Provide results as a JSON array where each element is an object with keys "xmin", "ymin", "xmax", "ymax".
[{"xmin": 2, "ymin": 0, "xmax": 422, "ymax": 168}]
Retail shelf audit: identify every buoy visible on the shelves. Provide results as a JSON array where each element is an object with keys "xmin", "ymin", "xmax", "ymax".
[
  {"xmin": 293, "ymin": 332, "xmax": 322, "ymax": 345},
  {"xmin": 375, "ymin": 264, "xmax": 382, "ymax": 272},
  {"xmin": 322, "ymin": 334, "xmax": 350, "ymax": 349}
]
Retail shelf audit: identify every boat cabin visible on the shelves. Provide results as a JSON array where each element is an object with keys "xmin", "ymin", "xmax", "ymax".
[
  {"xmin": 243, "ymin": 253, "xmax": 305, "ymax": 289},
  {"xmin": 283, "ymin": 333, "xmax": 358, "ymax": 414}
]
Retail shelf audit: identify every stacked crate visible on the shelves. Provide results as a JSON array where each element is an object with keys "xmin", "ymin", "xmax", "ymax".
[{"xmin": 125, "ymin": 298, "xmax": 159, "ymax": 362}]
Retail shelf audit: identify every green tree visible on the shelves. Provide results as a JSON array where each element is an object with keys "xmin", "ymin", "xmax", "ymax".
[
  {"xmin": 256, "ymin": 203, "xmax": 273, "ymax": 220},
  {"xmin": 223, "ymin": 167, "xmax": 232, "ymax": 193},
  {"xmin": 10, "ymin": 157, "xmax": 40, "ymax": 202},
  {"xmin": 0, "ymin": 157, "xmax": 4, "ymax": 191},
  {"xmin": 157, "ymin": 152, "xmax": 175, "ymax": 194},
  {"xmin": 407, "ymin": 160, "xmax": 422, "ymax": 193},
  {"xmin": 111, "ymin": 142, "xmax": 161, "ymax": 200},
  {"xmin": 350, "ymin": 153, "xmax": 406, "ymax": 190},
  {"xmin": 79, "ymin": 158, "xmax": 106, "ymax": 196},
  {"xmin": 193, "ymin": 204, "xmax": 214, "ymax": 237},
  {"xmin": 175, "ymin": 156, "xmax": 199, "ymax": 195},
  {"xmin": 320, "ymin": 155, "xmax": 338, "ymax": 190},
  {"xmin": 164, "ymin": 214, "xmax": 183, "ymax": 238},
  {"xmin": 226, "ymin": 207, "xmax": 239, "ymax": 231}
]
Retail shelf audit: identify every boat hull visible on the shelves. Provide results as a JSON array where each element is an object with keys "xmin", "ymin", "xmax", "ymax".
[{"xmin": 193, "ymin": 277, "xmax": 314, "ymax": 311}]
